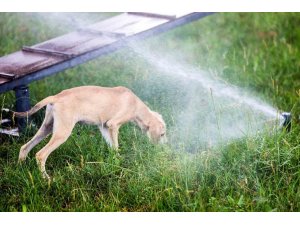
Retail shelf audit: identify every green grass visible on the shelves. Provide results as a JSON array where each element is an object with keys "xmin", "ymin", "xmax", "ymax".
[{"xmin": 0, "ymin": 12, "xmax": 300, "ymax": 212}]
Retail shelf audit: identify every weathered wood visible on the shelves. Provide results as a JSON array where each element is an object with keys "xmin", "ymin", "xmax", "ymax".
[
  {"xmin": 22, "ymin": 46, "xmax": 75, "ymax": 59},
  {"xmin": 128, "ymin": 12, "xmax": 176, "ymax": 20},
  {"xmin": 0, "ymin": 72, "xmax": 15, "ymax": 80},
  {"xmin": 78, "ymin": 28, "xmax": 127, "ymax": 39}
]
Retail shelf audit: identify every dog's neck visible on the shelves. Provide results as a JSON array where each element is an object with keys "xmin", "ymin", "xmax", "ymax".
[{"xmin": 134, "ymin": 105, "xmax": 153, "ymax": 131}]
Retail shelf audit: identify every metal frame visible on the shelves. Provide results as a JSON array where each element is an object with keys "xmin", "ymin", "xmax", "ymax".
[{"xmin": 14, "ymin": 85, "xmax": 31, "ymax": 131}]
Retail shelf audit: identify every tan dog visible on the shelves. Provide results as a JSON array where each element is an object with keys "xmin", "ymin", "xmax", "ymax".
[{"xmin": 15, "ymin": 86, "xmax": 167, "ymax": 179}]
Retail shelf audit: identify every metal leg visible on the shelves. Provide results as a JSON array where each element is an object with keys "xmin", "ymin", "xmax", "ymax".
[{"xmin": 14, "ymin": 85, "xmax": 31, "ymax": 131}]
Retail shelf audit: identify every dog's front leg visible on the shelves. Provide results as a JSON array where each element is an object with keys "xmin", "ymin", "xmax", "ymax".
[
  {"xmin": 99, "ymin": 125, "xmax": 113, "ymax": 147},
  {"xmin": 106, "ymin": 121, "xmax": 120, "ymax": 149},
  {"xmin": 110, "ymin": 127, "xmax": 120, "ymax": 149}
]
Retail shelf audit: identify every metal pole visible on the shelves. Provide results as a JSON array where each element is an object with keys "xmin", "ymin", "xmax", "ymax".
[{"xmin": 14, "ymin": 85, "xmax": 31, "ymax": 131}]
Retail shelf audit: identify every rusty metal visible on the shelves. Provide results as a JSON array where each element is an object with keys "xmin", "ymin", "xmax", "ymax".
[
  {"xmin": 128, "ymin": 12, "xmax": 176, "ymax": 20},
  {"xmin": 0, "ymin": 72, "xmax": 15, "ymax": 80},
  {"xmin": 22, "ymin": 46, "xmax": 75, "ymax": 59}
]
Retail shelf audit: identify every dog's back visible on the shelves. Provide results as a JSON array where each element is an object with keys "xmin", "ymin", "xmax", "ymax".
[{"xmin": 53, "ymin": 86, "xmax": 139, "ymax": 125}]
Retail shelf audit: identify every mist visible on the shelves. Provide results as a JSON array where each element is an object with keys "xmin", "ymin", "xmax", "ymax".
[
  {"xmin": 29, "ymin": 13, "xmax": 284, "ymax": 151},
  {"xmin": 124, "ymin": 44, "xmax": 283, "ymax": 150}
]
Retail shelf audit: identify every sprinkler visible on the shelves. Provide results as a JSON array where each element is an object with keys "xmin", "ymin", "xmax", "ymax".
[{"xmin": 281, "ymin": 112, "xmax": 292, "ymax": 132}]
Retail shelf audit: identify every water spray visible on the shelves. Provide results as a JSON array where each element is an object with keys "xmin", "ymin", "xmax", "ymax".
[{"xmin": 125, "ymin": 44, "xmax": 296, "ymax": 148}]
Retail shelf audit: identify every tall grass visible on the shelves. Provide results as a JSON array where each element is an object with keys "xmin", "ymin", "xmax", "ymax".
[{"xmin": 0, "ymin": 13, "xmax": 299, "ymax": 211}]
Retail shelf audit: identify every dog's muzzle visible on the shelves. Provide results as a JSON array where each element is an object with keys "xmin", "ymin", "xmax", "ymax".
[{"xmin": 159, "ymin": 136, "xmax": 168, "ymax": 144}]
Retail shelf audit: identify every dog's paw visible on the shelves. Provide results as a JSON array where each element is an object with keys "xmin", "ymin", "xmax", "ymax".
[
  {"xmin": 42, "ymin": 171, "xmax": 51, "ymax": 180},
  {"xmin": 17, "ymin": 156, "xmax": 26, "ymax": 164}
]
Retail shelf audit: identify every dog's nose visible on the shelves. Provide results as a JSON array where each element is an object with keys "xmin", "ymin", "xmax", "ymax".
[{"xmin": 160, "ymin": 136, "xmax": 168, "ymax": 144}]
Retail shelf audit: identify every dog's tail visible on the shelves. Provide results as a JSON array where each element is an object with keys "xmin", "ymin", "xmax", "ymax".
[{"xmin": 13, "ymin": 96, "xmax": 55, "ymax": 118}]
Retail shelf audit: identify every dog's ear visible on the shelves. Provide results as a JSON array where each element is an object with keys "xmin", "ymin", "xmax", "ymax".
[{"xmin": 143, "ymin": 125, "xmax": 149, "ymax": 132}]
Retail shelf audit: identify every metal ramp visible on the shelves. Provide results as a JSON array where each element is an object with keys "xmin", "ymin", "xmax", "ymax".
[{"xmin": 0, "ymin": 12, "xmax": 213, "ymax": 134}]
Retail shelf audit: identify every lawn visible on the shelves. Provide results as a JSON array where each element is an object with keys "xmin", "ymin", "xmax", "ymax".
[{"xmin": 0, "ymin": 12, "xmax": 300, "ymax": 212}]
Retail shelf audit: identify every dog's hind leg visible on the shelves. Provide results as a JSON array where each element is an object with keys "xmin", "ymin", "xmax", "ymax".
[
  {"xmin": 18, "ymin": 105, "xmax": 54, "ymax": 162},
  {"xmin": 35, "ymin": 110, "xmax": 75, "ymax": 179}
]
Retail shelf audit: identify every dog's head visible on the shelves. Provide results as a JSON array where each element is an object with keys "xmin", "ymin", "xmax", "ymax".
[{"xmin": 146, "ymin": 111, "xmax": 167, "ymax": 144}]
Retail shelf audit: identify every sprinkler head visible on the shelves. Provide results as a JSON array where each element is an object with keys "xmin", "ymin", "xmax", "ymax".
[{"xmin": 281, "ymin": 112, "xmax": 292, "ymax": 132}]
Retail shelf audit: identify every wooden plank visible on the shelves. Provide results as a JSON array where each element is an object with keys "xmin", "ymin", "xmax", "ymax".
[
  {"xmin": 0, "ymin": 72, "xmax": 15, "ymax": 80},
  {"xmin": 22, "ymin": 46, "xmax": 75, "ymax": 58},
  {"xmin": 128, "ymin": 12, "xmax": 176, "ymax": 20},
  {"xmin": 0, "ymin": 51, "xmax": 60, "ymax": 78},
  {"xmin": 89, "ymin": 13, "xmax": 170, "ymax": 36},
  {"xmin": 34, "ymin": 30, "xmax": 116, "ymax": 55},
  {"xmin": 0, "ymin": 79, "xmax": 6, "ymax": 85},
  {"xmin": 78, "ymin": 28, "xmax": 127, "ymax": 39}
]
